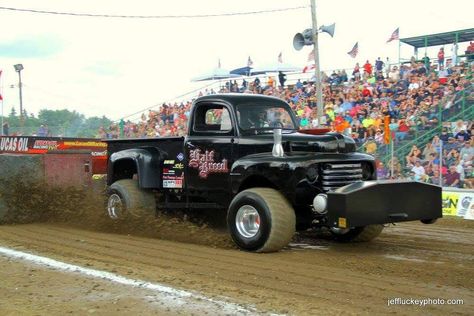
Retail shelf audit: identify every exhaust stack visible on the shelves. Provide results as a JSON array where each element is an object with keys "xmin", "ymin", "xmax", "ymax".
[{"xmin": 272, "ymin": 128, "xmax": 285, "ymax": 157}]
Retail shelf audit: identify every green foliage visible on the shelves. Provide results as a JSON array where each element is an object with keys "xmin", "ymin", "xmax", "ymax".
[{"xmin": 2, "ymin": 109, "xmax": 113, "ymax": 138}]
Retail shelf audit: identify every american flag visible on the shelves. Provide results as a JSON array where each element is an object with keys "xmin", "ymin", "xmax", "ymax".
[
  {"xmin": 307, "ymin": 49, "xmax": 315, "ymax": 62},
  {"xmin": 386, "ymin": 28, "xmax": 399, "ymax": 43},
  {"xmin": 278, "ymin": 52, "xmax": 283, "ymax": 63},
  {"xmin": 347, "ymin": 42, "xmax": 358, "ymax": 58},
  {"xmin": 247, "ymin": 56, "xmax": 253, "ymax": 67},
  {"xmin": 302, "ymin": 64, "xmax": 315, "ymax": 73}
]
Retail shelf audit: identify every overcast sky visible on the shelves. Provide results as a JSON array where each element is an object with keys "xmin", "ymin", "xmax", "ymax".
[{"xmin": 0, "ymin": 0, "xmax": 472, "ymax": 121}]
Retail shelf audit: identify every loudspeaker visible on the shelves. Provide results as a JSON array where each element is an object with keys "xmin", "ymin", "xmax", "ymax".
[
  {"xmin": 293, "ymin": 28, "xmax": 314, "ymax": 50},
  {"xmin": 319, "ymin": 23, "xmax": 335, "ymax": 38},
  {"xmin": 293, "ymin": 33, "xmax": 305, "ymax": 51}
]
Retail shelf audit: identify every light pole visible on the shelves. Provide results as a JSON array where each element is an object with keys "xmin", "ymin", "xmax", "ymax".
[{"xmin": 14, "ymin": 64, "xmax": 24, "ymax": 123}]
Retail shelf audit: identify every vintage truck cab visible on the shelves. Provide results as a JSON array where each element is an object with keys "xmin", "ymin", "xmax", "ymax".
[{"xmin": 105, "ymin": 94, "xmax": 442, "ymax": 252}]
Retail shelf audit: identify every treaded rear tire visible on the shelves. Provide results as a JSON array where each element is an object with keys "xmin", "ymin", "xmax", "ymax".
[
  {"xmin": 227, "ymin": 187, "xmax": 296, "ymax": 253},
  {"xmin": 332, "ymin": 224, "xmax": 384, "ymax": 242},
  {"xmin": 106, "ymin": 179, "xmax": 156, "ymax": 219}
]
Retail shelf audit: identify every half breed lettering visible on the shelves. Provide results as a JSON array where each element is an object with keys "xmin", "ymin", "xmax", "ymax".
[{"xmin": 188, "ymin": 149, "xmax": 228, "ymax": 179}]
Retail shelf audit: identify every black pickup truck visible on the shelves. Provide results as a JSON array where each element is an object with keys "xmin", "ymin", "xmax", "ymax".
[{"xmin": 105, "ymin": 94, "xmax": 441, "ymax": 252}]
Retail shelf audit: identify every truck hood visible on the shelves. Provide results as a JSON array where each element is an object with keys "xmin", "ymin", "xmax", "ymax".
[{"xmin": 241, "ymin": 131, "xmax": 356, "ymax": 154}]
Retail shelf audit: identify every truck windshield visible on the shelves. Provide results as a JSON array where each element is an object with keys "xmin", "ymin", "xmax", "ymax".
[{"xmin": 236, "ymin": 103, "xmax": 297, "ymax": 132}]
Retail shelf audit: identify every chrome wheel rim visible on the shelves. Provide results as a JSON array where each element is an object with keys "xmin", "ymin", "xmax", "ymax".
[
  {"xmin": 107, "ymin": 193, "xmax": 123, "ymax": 219},
  {"xmin": 235, "ymin": 205, "xmax": 260, "ymax": 238}
]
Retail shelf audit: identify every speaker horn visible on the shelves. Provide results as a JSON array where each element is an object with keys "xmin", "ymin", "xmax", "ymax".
[
  {"xmin": 319, "ymin": 23, "xmax": 335, "ymax": 38},
  {"xmin": 293, "ymin": 33, "xmax": 305, "ymax": 51},
  {"xmin": 293, "ymin": 28, "xmax": 314, "ymax": 50}
]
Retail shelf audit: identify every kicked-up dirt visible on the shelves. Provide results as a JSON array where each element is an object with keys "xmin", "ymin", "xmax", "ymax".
[{"xmin": 0, "ymin": 217, "xmax": 472, "ymax": 315}]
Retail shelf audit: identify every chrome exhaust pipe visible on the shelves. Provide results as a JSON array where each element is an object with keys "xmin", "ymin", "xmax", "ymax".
[{"xmin": 272, "ymin": 127, "xmax": 284, "ymax": 157}]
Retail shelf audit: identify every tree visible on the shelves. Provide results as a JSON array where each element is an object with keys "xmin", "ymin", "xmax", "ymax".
[{"xmin": 9, "ymin": 107, "xmax": 17, "ymax": 118}]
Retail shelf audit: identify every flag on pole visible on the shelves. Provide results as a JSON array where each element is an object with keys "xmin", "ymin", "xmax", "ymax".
[
  {"xmin": 278, "ymin": 52, "xmax": 283, "ymax": 63},
  {"xmin": 383, "ymin": 115, "xmax": 391, "ymax": 144},
  {"xmin": 218, "ymin": 59, "xmax": 221, "ymax": 68},
  {"xmin": 347, "ymin": 42, "xmax": 358, "ymax": 58},
  {"xmin": 247, "ymin": 56, "xmax": 253, "ymax": 67},
  {"xmin": 302, "ymin": 64, "xmax": 315, "ymax": 73},
  {"xmin": 307, "ymin": 49, "xmax": 315, "ymax": 62},
  {"xmin": 386, "ymin": 28, "xmax": 399, "ymax": 43}
]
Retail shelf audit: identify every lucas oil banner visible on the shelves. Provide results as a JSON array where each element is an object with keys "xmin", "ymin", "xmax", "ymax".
[{"xmin": 0, "ymin": 136, "xmax": 106, "ymax": 155}]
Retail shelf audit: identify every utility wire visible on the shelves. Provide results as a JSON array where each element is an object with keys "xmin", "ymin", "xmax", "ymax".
[{"xmin": 0, "ymin": 5, "xmax": 308, "ymax": 19}]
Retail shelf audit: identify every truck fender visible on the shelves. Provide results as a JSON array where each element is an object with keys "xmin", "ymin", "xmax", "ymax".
[{"xmin": 108, "ymin": 147, "xmax": 166, "ymax": 188}]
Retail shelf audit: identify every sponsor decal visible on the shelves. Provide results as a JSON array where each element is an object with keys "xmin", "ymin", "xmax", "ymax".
[
  {"xmin": 0, "ymin": 137, "xmax": 29, "ymax": 152},
  {"xmin": 163, "ymin": 168, "xmax": 175, "ymax": 175},
  {"xmin": 188, "ymin": 149, "xmax": 228, "ymax": 179},
  {"xmin": 173, "ymin": 163, "xmax": 184, "ymax": 170},
  {"xmin": 162, "ymin": 158, "xmax": 184, "ymax": 188},
  {"xmin": 33, "ymin": 140, "xmax": 58, "ymax": 150},
  {"xmin": 177, "ymin": 153, "xmax": 184, "ymax": 161},
  {"xmin": 162, "ymin": 175, "xmax": 184, "ymax": 188}
]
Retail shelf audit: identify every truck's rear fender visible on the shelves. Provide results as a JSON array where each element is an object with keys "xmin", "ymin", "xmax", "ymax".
[{"xmin": 108, "ymin": 147, "xmax": 166, "ymax": 188}]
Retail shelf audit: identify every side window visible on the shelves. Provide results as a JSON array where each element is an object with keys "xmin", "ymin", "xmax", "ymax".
[{"xmin": 194, "ymin": 104, "xmax": 233, "ymax": 133}]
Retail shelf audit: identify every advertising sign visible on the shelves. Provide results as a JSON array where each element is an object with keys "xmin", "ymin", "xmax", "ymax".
[
  {"xmin": 0, "ymin": 136, "xmax": 106, "ymax": 155},
  {"xmin": 442, "ymin": 188, "xmax": 474, "ymax": 220}
]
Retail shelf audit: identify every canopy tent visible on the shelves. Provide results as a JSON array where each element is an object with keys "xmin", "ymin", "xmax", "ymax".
[
  {"xmin": 400, "ymin": 28, "xmax": 474, "ymax": 49},
  {"xmin": 399, "ymin": 28, "xmax": 474, "ymax": 62},
  {"xmin": 250, "ymin": 62, "xmax": 300, "ymax": 75},
  {"xmin": 191, "ymin": 67, "xmax": 240, "ymax": 82},
  {"xmin": 230, "ymin": 66, "xmax": 253, "ymax": 76}
]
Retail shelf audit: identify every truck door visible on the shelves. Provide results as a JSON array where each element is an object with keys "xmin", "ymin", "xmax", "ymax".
[{"xmin": 185, "ymin": 101, "xmax": 237, "ymax": 207}]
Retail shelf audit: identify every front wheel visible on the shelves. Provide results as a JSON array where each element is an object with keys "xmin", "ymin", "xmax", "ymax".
[
  {"xmin": 330, "ymin": 225, "xmax": 384, "ymax": 242},
  {"xmin": 227, "ymin": 188, "xmax": 295, "ymax": 253},
  {"xmin": 106, "ymin": 179, "xmax": 156, "ymax": 219}
]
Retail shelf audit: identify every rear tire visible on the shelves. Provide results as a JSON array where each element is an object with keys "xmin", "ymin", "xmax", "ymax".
[
  {"xmin": 227, "ymin": 188, "xmax": 295, "ymax": 252},
  {"xmin": 331, "ymin": 225, "xmax": 384, "ymax": 242},
  {"xmin": 106, "ymin": 179, "xmax": 156, "ymax": 219}
]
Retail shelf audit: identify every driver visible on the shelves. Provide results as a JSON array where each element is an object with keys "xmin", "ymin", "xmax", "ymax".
[
  {"xmin": 256, "ymin": 110, "xmax": 269, "ymax": 128},
  {"xmin": 244, "ymin": 109, "xmax": 269, "ymax": 128}
]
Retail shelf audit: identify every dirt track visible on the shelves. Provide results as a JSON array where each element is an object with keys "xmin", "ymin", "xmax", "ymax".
[{"xmin": 0, "ymin": 218, "xmax": 472, "ymax": 315}]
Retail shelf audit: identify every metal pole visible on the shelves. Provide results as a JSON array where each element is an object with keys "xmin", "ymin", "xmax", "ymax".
[
  {"xmin": 391, "ymin": 138, "xmax": 394, "ymax": 178},
  {"xmin": 310, "ymin": 0, "xmax": 323, "ymax": 126},
  {"xmin": 439, "ymin": 139, "xmax": 443, "ymax": 186},
  {"xmin": 18, "ymin": 70, "xmax": 23, "ymax": 121},
  {"xmin": 398, "ymin": 36, "xmax": 401, "ymax": 64}
]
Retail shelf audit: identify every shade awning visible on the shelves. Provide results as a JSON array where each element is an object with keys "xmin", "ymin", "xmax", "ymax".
[{"xmin": 400, "ymin": 28, "xmax": 474, "ymax": 49}]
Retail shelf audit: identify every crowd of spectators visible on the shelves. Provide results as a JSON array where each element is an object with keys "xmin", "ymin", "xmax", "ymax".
[{"xmin": 98, "ymin": 55, "xmax": 473, "ymax": 188}]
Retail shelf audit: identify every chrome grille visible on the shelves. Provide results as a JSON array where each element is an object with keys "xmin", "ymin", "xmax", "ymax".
[{"xmin": 321, "ymin": 163, "xmax": 363, "ymax": 191}]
